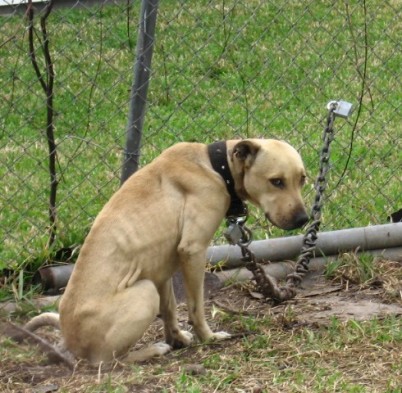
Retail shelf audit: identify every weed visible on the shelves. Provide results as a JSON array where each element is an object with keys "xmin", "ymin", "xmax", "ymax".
[
  {"xmin": 325, "ymin": 252, "xmax": 376, "ymax": 284},
  {"xmin": 326, "ymin": 254, "xmax": 402, "ymax": 303}
]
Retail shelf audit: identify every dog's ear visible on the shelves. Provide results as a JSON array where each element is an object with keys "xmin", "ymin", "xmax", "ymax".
[{"xmin": 231, "ymin": 140, "xmax": 260, "ymax": 168}]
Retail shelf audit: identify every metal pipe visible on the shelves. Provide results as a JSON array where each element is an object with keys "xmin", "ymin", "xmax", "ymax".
[
  {"xmin": 33, "ymin": 264, "xmax": 75, "ymax": 295},
  {"xmin": 207, "ymin": 223, "xmax": 402, "ymax": 268},
  {"xmin": 214, "ymin": 247, "xmax": 402, "ymax": 284},
  {"xmin": 33, "ymin": 224, "xmax": 402, "ymax": 294}
]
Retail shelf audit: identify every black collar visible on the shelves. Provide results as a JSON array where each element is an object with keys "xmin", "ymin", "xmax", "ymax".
[{"xmin": 207, "ymin": 141, "xmax": 247, "ymax": 218}]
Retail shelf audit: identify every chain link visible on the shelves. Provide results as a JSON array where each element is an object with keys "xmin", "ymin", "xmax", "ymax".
[
  {"xmin": 285, "ymin": 102, "xmax": 336, "ymax": 288},
  {"xmin": 235, "ymin": 103, "xmax": 337, "ymax": 303}
]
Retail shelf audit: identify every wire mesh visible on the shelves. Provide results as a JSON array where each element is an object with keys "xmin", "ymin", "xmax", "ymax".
[{"xmin": 0, "ymin": 0, "xmax": 400, "ymax": 273}]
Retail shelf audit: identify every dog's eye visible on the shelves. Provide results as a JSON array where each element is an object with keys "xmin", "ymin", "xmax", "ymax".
[
  {"xmin": 270, "ymin": 178, "xmax": 285, "ymax": 189},
  {"xmin": 301, "ymin": 175, "xmax": 307, "ymax": 186}
]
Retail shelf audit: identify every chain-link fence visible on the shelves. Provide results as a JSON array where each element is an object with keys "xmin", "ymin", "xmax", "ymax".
[{"xmin": 0, "ymin": 0, "xmax": 400, "ymax": 274}]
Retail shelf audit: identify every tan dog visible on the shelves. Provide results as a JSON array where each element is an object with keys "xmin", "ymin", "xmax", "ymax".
[{"xmin": 26, "ymin": 139, "xmax": 308, "ymax": 364}]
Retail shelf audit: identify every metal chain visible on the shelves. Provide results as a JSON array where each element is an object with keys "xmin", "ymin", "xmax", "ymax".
[
  {"xmin": 285, "ymin": 102, "xmax": 337, "ymax": 288},
  {"xmin": 234, "ymin": 102, "xmax": 338, "ymax": 303},
  {"xmin": 240, "ymin": 242, "xmax": 298, "ymax": 301}
]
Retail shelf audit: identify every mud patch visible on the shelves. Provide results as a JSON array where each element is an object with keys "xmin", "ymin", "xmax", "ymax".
[{"xmin": 292, "ymin": 272, "xmax": 402, "ymax": 323}]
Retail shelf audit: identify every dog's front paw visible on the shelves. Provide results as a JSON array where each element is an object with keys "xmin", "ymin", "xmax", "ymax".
[
  {"xmin": 179, "ymin": 330, "xmax": 194, "ymax": 345},
  {"xmin": 210, "ymin": 331, "xmax": 231, "ymax": 341},
  {"xmin": 169, "ymin": 330, "xmax": 193, "ymax": 349}
]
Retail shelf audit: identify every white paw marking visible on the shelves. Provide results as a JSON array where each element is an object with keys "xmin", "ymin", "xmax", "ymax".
[
  {"xmin": 179, "ymin": 330, "xmax": 194, "ymax": 345},
  {"xmin": 153, "ymin": 342, "xmax": 172, "ymax": 356},
  {"xmin": 212, "ymin": 331, "xmax": 231, "ymax": 341}
]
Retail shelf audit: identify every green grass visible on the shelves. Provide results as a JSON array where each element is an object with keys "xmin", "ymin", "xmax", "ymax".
[
  {"xmin": 2, "ymin": 304, "xmax": 401, "ymax": 392},
  {"xmin": 172, "ymin": 315, "xmax": 402, "ymax": 393},
  {"xmin": 0, "ymin": 1, "xmax": 401, "ymax": 281}
]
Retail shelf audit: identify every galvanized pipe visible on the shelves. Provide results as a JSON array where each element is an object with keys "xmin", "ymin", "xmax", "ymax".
[
  {"xmin": 35, "ymin": 224, "xmax": 402, "ymax": 294},
  {"xmin": 207, "ymin": 223, "xmax": 402, "ymax": 268},
  {"xmin": 34, "ymin": 264, "xmax": 74, "ymax": 295},
  {"xmin": 214, "ymin": 247, "xmax": 402, "ymax": 284}
]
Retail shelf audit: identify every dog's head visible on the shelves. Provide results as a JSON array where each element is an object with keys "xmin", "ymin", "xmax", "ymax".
[{"xmin": 229, "ymin": 139, "xmax": 308, "ymax": 230}]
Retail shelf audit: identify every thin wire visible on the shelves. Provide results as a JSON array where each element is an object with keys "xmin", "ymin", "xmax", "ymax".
[{"xmin": 334, "ymin": 0, "xmax": 368, "ymax": 190}]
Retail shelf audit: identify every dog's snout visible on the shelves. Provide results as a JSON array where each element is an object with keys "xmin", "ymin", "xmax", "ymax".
[
  {"xmin": 269, "ymin": 209, "xmax": 309, "ymax": 231},
  {"xmin": 293, "ymin": 210, "xmax": 309, "ymax": 229},
  {"xmin": 265, "ymin": 210, "xmax": 308, "ymax": 230}
]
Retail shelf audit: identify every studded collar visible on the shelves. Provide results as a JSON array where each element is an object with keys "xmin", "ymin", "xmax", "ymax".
[{"xmin": 207, "ymin": 141, "xmax": 247, "ymax": 218}]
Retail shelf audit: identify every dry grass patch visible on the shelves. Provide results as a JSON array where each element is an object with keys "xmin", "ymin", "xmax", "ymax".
[
  {"xmin": 325, "ymin": 253, "xmax": 402, "ymax": 304},
  {"xmin": 1, "ymin": 270, "xmax": 402, "ymax": 392}
]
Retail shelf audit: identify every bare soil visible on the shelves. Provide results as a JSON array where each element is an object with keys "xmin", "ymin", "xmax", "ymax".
[{"xmin": 1, "ymin": 267, "xmax": 401, "ymax": 393}]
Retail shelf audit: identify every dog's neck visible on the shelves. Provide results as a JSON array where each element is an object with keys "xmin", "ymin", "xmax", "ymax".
[{"xmin": 207, "ymin": 141, "xmax": 248, "ymax": 218}]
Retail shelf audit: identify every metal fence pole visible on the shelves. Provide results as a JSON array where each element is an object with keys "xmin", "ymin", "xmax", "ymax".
[{"xmin": 121, "ymin": 0, "xmax": 159, "ymax": 184}]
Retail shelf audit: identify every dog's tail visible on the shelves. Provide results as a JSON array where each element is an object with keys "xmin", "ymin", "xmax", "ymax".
[
  {"xmin": 24, "ymin": 312, "xmax": 60, "ymax": 332},
  {"xmin": 7, "ymin": 312, "xmax": 74, "ymax": 369}
]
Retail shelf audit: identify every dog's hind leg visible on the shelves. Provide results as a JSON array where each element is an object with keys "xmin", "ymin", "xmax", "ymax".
[
  {"xmin": 75, "ymin": 279, "xmax": 170, "ymax": 364},
  {"xmin": 125, "ymin": 341, "xmax": 171, "ymax": 363}
]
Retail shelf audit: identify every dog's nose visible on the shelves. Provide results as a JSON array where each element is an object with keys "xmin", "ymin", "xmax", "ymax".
[{"xmin": 293, "ymin": 210, "xmax": 309, "ymax": 228}]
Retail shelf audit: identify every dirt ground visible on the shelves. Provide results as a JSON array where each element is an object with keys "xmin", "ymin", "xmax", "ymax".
[{"xmin": 1, "ymin": 265, "xmax": 401, "ymax": 393}]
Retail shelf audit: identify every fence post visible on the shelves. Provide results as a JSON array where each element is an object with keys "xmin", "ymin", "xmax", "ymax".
[{"xmin": 121, "ymin": 0, "xmax": 160, "ymax": 184}]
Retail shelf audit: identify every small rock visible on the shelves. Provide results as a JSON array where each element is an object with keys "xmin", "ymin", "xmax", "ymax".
[
  {"xmin": 252, "ymin": 385, "xmax": 263, "ymax": 393},
  {"xmin": 182, "ymin": 364, "xmax": 207, "ymax": 376},
  {"xmin": 33, "ymin": 384, "xmax": 59, "ymax": 393}
]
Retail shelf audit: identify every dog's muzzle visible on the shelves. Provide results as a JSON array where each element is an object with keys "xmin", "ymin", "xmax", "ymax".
[
  {"xmin": 265, "ymin": 210, "xmax": 309, "ymax": 231},
  {"xmin": 291, "ymin": 210, "xmax": 309, "ymax": 229}
]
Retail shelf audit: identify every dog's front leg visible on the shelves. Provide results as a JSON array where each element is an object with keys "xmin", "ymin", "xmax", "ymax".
[
  {"xmin": 179, "ymin": 248, "xmax": 230, "ymax": 342},
  {"xmin": 159, "ymin": 279, "xmax": 193, "ymax": 348}
]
